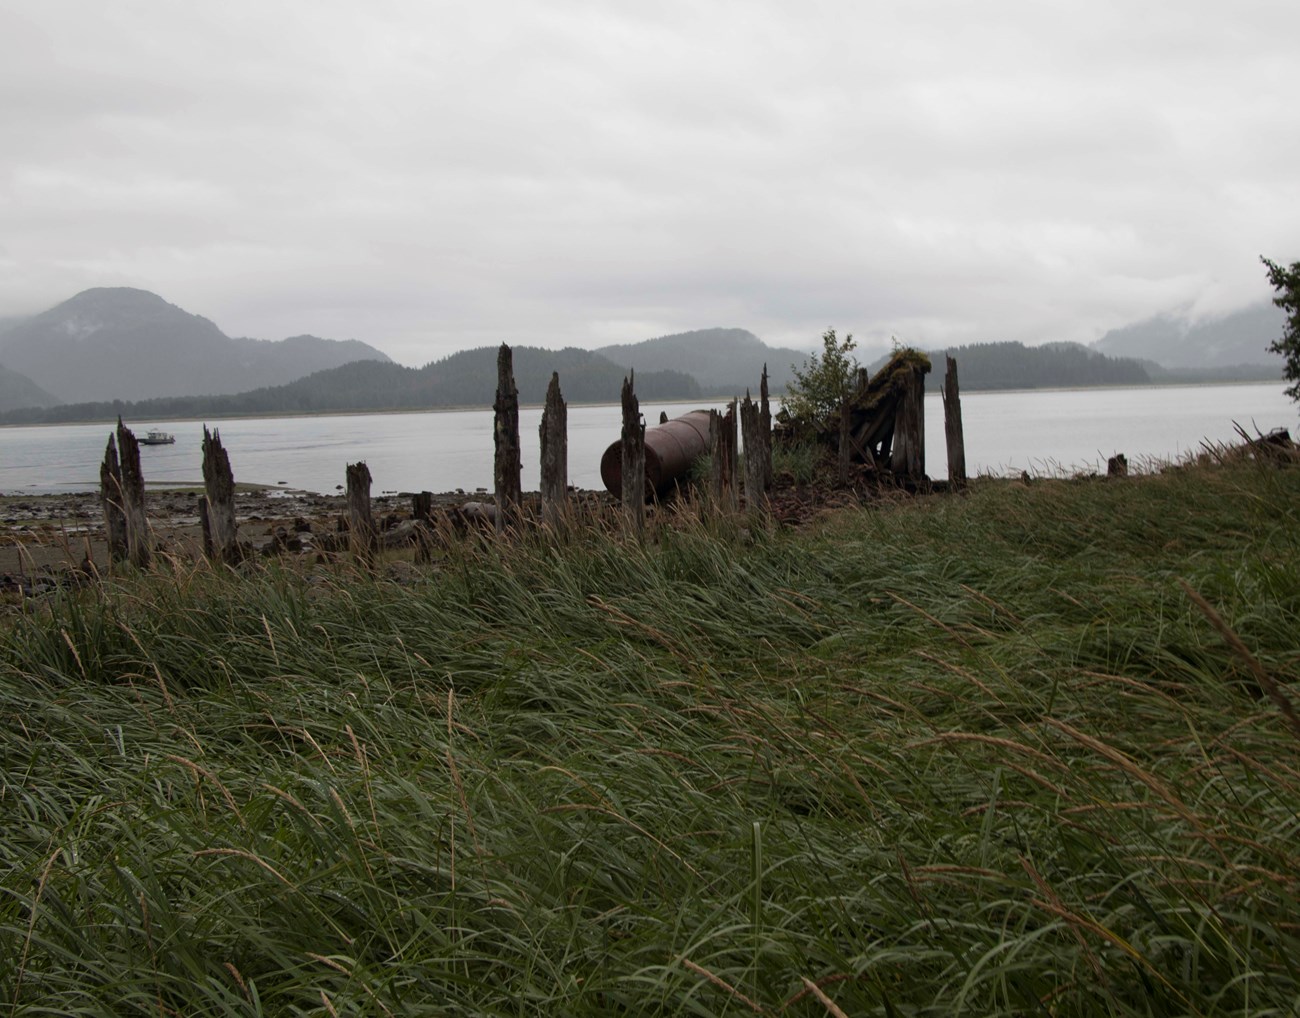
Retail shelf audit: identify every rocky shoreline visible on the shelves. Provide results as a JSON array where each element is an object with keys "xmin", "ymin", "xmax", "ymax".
[{"xmin": 0, "ymin": 487, "xmax": 613, "ymax": 591}]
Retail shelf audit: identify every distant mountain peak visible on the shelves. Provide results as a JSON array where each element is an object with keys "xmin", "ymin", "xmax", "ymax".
[
  {"xmin": 0, "ymin": 288, "xmax": 391, "ymax": 405},
  {"xmin": 1094, "ymin": 301, "xmax": 1285, "ymax": 369},
  {"xmin": 596, "ymin": 327, "xmax": 807, "ymax": 392}
]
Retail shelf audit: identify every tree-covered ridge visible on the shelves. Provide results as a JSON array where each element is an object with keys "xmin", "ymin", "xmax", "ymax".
[
  {"xmin": 0, "ymin": 346, "xmax": 699, "ymax": 425},
  {"xmin": 865, "ymin": 340, "xmax": 1151, "ymax": 391}
]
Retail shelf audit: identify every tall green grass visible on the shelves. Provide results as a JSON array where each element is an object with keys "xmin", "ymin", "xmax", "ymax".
[{"xmin": 2, "ymin": 459, "xmax": 1299, "ymax": 1014}]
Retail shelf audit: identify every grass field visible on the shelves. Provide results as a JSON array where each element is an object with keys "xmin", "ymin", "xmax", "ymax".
[{"xmin": 2, "ymin": 455, "xmax": 1299, "ymax": 1015}]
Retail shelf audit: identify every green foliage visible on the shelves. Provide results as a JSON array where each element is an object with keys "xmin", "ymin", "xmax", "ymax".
[
  {"xmin": 771, "ymin": 436, "xmax": 823, "ymax": 484},
  {"xmin": 1262, "ymin": 255, "xmax": 1300, "ymax": 402},
  {"xmin": 782, "ymin": 327, "xmax": 859, "ymax": 430},
  {"xmin": 3, "ymin": 459, "xmax": 1300, "ymax": 1013}
]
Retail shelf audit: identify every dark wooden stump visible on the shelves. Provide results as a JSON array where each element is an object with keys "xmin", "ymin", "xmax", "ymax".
[
  {"xmin": 346, "ymin": 461, "xmax": 377, "ymax": 564},
  {"xmin": 115, "ymin": 418, "xmax": 150, "ymax": 568},
  {"xmin": 412, "ymin": 490, "xmax": 434, "ymax": 562},
  {"xmin": 493, "ymin": 344, "xmax": 522, "ymax": 534},
  {"xmin": 838, "ymin": 398, "xmax": 852, "ymax": 487},
  {"xmin": 202, "ymin": 425, "xmax": 240, "ymax": 564},
  {"xmin": 99, "ymin": 432, "xmax": 128, "ymax": 565},
  {"xmin": 620, "ymin": 373, "xmax": 645, "ymax": 535},
  {"xmin": 740, "ymin": 391, "xmax": 766, "ymax": 514},
  {"xmin": 942, "ymin": 355, "xmax": 967, "ymax": 491},
  {"xmin": 890, "ymin": 368, "xmax": 926, "ymax": 485},
  {"xmin": 759, "ymin": 364, "xmax": 772, "ymax": 492},
  {"xmin": 539, "ymin": 371, "xmax": 568, "ymax": 527},
  {"xmin": 1107, "ymin": 453, "xmax": 1128, "ymax": 478},
  {"xmin": 198, "ymin": 496, "xmax": 213, "ymax": 559},
  {"xmin": 726, "ymin": 401, "xmax": 739, "ymax": 512},
  {"xmin": 708, "ymin": 408, "xmax": 725, "ymax": 509}
]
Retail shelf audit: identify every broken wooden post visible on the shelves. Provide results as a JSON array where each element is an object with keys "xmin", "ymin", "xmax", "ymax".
[
  {"xmin": 726, "ymin": 400, "xmax": 740, "ymax": 512},
  {"xmin": 838, "ymin": 397, "xmax": 852, "ymax": 487},
  {"xmin": 493, "ymin": 344, "xmax": 522, "ymax": 534},
  {"xmin": 346, "ymin": 461, "xmax": 376, "ymax": 563},
  {"xmin": 539, "ymin": 371, "xmax": 568, "ymax": 527},
  {"xmin": 620, "ymin": 372, "xmax": 645, "ymax": 535},
  {"xmin": 198, "ymin": 497, "xmax": 213, "ymax": 559},
  {"xmin": 759, "ymin": 364, "xmax": 772, "ymax": 492},
  {"xmin": 890, "ymin": 367, "xmax": 926, "ymax": 485},
  {"xmin": 411, "ymin": 490, "xmax": 434, "ymax": 562},
  {"xmin": 1107, "ymin": 453, "xmax": 1128, "ymax": 478},
  {"xmin": 942, "ymin": 355, "xmax": 967, "ymax": 491},
  {"xmin": 115, "ymin": 418, "xmax": 150, "ymax": 568},
  {"xmin": 708, "ymin": 408, "xmax": 725, "ymax": 509},
  {"xmin": 99, "ymin": 432, "xmax": 128, "ymax": 565},
  {"xmin": 202, "ymin": 425, "xmax": 240, "ymax": 564},
  {"xmin": 740, "ymin": 391, "xmax": 767, "ymax": 514}
]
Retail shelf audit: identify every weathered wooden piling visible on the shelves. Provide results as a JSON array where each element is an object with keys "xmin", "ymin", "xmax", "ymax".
[
  {"xmin": 99, "ymin": 433, "xmax": 128, "ymax": 564},
  {"xmin": 759, "ymin": 364, "xmax": 772, "ymax": 492},
  {"xmin": 346, "ymin": 461, "xmax": 377, "ymax": 563},
  {"xmin": 620, "ymin": 373, "xmax": 645, "ymax": 535},
  {"xmin": 494, "ymin": 344, "xmax": 522, "ymax": 534},
  {"xmin": 838, "ymin": 397, "xmax": 852, "ymax": 487},
  {"xmin": 708, "ymin": 408, "xmax": 726, "ymax": 508},
  {"xmin": 202, "ymin": 425, "xmax": 240, "ymax": 564},
  {"xmin": 411, "ymin": 490, "xmax": 434, "ymax": 562},
  {"xmin": 115, "ymin": 418, "xmax": 150, "ymax": 568},
  {"xmin": 740, "ymin": 391, "xmax": 767, "ymax": 513},
  {"xmin": 942, "ymin": 355, "xmax": 967, "ymax": 491},
  {"xmin": 890, "ymin": 367, "xmax": 926, "ymax": 485},
  {"xmin": 726, "ymin": 400, "xmax": 740, "ymax": 512},
  {"xmin": 1107, "ymin": 453, "xmax": 1128, "ymax": 478},
  {"xmin": 539, "ymin": 371, "xmax": 568, "ymax": 527},
  {"xmin": 412, "ymin": 491, "xmax": 433, "ymax": 522}
]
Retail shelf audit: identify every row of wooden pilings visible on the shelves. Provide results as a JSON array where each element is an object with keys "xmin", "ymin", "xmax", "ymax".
[{"xmin": 98, "ymin": 345, "xmax": 968, "ymax": 569}]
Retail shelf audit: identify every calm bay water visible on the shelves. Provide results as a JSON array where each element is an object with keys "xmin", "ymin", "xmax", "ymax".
[{"xmin": 1, "ymin": 383, "xmax": 1294, "ymax": 496}]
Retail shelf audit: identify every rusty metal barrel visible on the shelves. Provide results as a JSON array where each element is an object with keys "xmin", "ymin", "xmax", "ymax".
[{"xmin": 600, "ymin": 409, "xmax": 713, "ymax": 497}]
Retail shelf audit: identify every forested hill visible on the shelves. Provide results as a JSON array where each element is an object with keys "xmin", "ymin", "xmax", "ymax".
[
  {"xmin": 867, "ymin": 341, "xmax": 1151, "ymax": 390},
  {"xmin": 0, "ymin": 346, "xmax": 699, "ymax": 425}
]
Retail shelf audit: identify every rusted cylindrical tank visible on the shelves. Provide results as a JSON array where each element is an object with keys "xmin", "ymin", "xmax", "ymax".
[{"xmin": 600, "ymin": 409, "xmax": 714, "ymax": 497}]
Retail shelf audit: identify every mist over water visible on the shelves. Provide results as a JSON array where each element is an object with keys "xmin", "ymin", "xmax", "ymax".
[{"xmin": 1, "ymin": 384, "xmax": 1294, "ymax": 497}]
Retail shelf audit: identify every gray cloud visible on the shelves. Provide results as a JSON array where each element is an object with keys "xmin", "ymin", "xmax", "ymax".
[{"xmin": 3, "ymin": 0, "xmax": 1298, "ymax": 365}]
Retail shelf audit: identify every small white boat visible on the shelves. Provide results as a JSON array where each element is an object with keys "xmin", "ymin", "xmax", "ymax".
[{"xmin": 140, "ymin": 429, "xmax": 176, "ymax": 445}]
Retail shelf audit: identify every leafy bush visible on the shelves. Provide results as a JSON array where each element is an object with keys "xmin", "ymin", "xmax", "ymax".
[{"xmin": 781, "ymin": 328, "xmax": 859, "ymax": 430}]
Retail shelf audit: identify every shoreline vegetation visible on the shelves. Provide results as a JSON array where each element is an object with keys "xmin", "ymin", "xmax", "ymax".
[{"xmin": 2, "ymin": 442, "xmax": 1300, "ymax": 1012}]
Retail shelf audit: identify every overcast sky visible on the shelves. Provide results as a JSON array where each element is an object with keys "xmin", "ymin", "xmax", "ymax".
[{"xmin": 2, "ymin": 1, "xmax": 1297, "ymax": 366}]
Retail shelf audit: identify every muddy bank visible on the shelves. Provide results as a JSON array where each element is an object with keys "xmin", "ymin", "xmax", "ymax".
[{"xmin": 0, "ymin": 487, "xmax": 572, "ymax": 580}]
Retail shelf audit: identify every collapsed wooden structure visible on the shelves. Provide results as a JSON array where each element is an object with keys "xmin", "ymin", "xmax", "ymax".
[{"xmin": 776, "ymin": 349, "xmax": 963, "ymax": 489}]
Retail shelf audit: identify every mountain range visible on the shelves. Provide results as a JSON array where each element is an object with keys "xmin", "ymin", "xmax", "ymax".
[
  {"xmin": 0, "ymin": 288, "xmax": 391, "ymax": 406},
  {"xmin": 1092, "ymin": 302, "xmax": 1284, "ymax": 369},
  {"xmin": 595, "ymin": 328, "xmax": 807, "ymax": 391},
  {"xmin": 0, "ymin": 286, "xmax": 1287, "ymax": 422}
]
